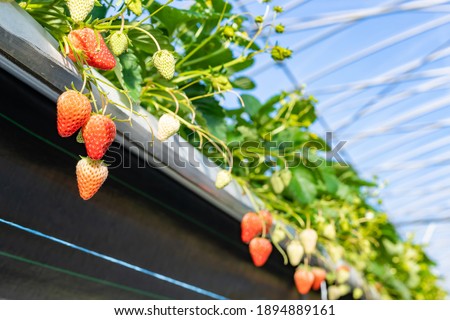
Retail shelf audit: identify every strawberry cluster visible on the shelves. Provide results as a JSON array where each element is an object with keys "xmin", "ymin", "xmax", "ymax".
[
  {"xmin": 240, "ymin": 210, "xmax": 330, "ymax": 296},
  {"xmin": 294, "ymin": 266, "xmax": 326, "ymax": 295},
  {"xmin": 241, "ymin": 210, "xmax": 273, "ymax": 267},
  {"xmin": 57, "ymin": 90, "xmax": 116, "ymax": 200},
  {"xmin": 67, "ymin": 28, "xmax": 116, "ymax": 71}
]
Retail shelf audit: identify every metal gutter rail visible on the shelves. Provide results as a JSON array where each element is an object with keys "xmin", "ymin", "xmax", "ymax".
[
  {"xmin": 0, "ymin": 1, "xmax": 376, "ymax": 299},
  {"xmin": 0, "ymin": 2, "xmax": 252, "ymax": 221}
]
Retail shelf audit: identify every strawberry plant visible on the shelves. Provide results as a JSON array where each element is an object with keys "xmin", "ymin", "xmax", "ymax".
[{"xmin": 17, "ymin": 0, "xmax": 445, "ymax": 299}]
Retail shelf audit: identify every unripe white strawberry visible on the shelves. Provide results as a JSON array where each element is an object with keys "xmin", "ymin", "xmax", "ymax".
[
  {"xmin": 300, "ymin": 228, "xmax": 318, "ymax": 254},
  {"xmin": 280, "ymin": 168, "xmax": 292, "ymax": 186},
  {"xmin": 287, "ymin": 239, "xmax": 304, "ymax": 266},
  {"xmin": 338, "ymin": 284, "xmax": 351, "ymax": 296},
  {"xmin": 156, "ymin": 114, "xmax": 180, "ymax": 141},
  {"xmin": 126, "ymin": 0, "xmax": 142, "ymax": 16},
  {"xmin": 153, "ymin": 50, "xmax": 175, "ymax": 80},
  {"xmin": 323, "ymin": 223, "xmax": 336, "ymax": 240},
  {"xmin": 67, "ymin": 0, "xmax": 95, "ymax": 23},
  {"xmin": 336, "ymin": 266, "xmax": 351, "ymax": 284},
  {"xmin": 353, "ymin": 288, "xmax": 364, "ymax": 300},
  {"xmin": 109, "ymin": 31, "xmax": 128, "ymax": 56},
  {"xmin": 271, "ymin": 229, "xmax": 285, "ymax": 243},
  {"xmin": 328, "ymin": 244, "xmax": 343, "ymax": 262},
  {"xmin": 215, "ymin": 169, "xmax": 232, "ymax": 189},
  {"xmin": 270, "ymin": 172, "xmax": 284, "ymax": 194},
  {"xmin": 328, "ymin": 285, "xmax": 341, "ymax": 300}
]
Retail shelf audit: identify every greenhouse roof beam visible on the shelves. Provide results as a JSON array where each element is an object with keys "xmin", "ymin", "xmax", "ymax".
[
  {"xmin": 381, "ymin": 183, "xmax": 450, "ymax": 197},
  {"xmin": 386, "ymin": 189, "xmax": 450, "ymax": 211},
  {"xmin": 347, "ymin": 95, "xmax": 450, "ymax": 142},
  {"xmin": 284, "ymin": 0, "xmax": 450, "ymax": 32},
  {"xmin": 341, "ymin": 118, "xmax": 450, "ymax": 141},
  {"xmin": 384, "ymin": 165, "xmax": 450, "ymax": 188},
  {"xmin": 392, "ymin": 205, "xmax": 450, "ymax": 221},
  {"xmin": 387, "ymin": 191, "xmax": 450, "ymax": 214},
  {"xmin": 305, "ymin": 14, "xmax": 450, "ymax": 84},
  {"xmin": 249, "ymin": 0, "xmax": 407, "ymax": 78},
  {"xmin": 349, "ymin": 130, "xmax": 440, "ymax": 164},
  {"xmin": 317, "ymin": 43, "xmax": 450, "ymax": 112},
  {"xmin": 333, "ymin": 76, "xmax": 450, "ymax": 132},
  {"xmin": 368, "ymin": 151, "xmax": 450, "ymax": 172},
  {"xmin": 310, "ymin": 67, "xmax": 450, "ymax": 95},
  {"xmin": 357, "ymin": 134, "xmax": 450, "ymax": 169}
]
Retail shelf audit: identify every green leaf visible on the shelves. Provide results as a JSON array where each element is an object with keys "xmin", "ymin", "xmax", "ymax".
[
  {"xmin": 286, "ymin": 98, "xmax": 317, "ymax": 127},
  {"xmin": 184, "ymin": 37, "xmax": 234, "ymax": 69},
  {"xmin": 211, "ymin": 0, "xmax": 232, "ymax": 13},
  {"xmin": 232, "ymin": 77, "xmax": 255, "ymax": 90},
  {"xmin": 317, "ymin": 166, "xmax": 339, "ymax": 195},
  {"xmin": 128, "ymin": 25, "xmax": 174, "ymax": 54},
  {"xmin": 336, "ymin": 184, "xmax": 353, "ymax": 202},
  {"xmin": 149, "ymin": 2, "xmax": 202, "ymax": 36},
  {"xmin": 236, "ymin": 125, "xmax": 258, "ymax": 141},
  {"xmin": 286, "ymin": 167, "xmax": 317, "ymax": 205},
  {"xmin": 90, "ymin": 4, "xmax": 108, "ymax": 20},
  {"xmin": 227, "ymin": 58, "xmax": 254, "ymax": 74},
  {"xmin": 117, "ymin": 52, "xmax": 143, "ymax": 102},
  {"xmin": 196, "ymin": 103, "xmax": 227, "ymax": 141},
  {"xmin": 186, "ymin": 84, "xmax": 227, "ymax": 141},
  {"xmin": 273, "ymin": 128, "xmax": 310, "ymax": 145},
  {"xmin": 241, "ymin": 94, "xmax": 262, "ymax": 118},
  {"xmin": 271, "ymin": 172, "xmax": 285, "ymax": 194}
]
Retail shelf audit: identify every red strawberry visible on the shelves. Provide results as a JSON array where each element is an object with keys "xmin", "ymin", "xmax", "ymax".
[
  {"xmin": 76, "ymin": 157, "xmax": 108, "ymax": 200},
  {"xmin": 82, "ymin": 114, "xmax": 116, "ymax": 160},
  {"xmin": 249, "ymin": 237, "xmax": 272, "ymax": 267},
  {"xmin": 294, "ymin": 267, "xmax": 314, "ymax": 295},
  {"xmin": 57, "ymin": 90, "xmax": 91, "ymax": 137},
  {"xmin": 241, "ymin": 212, "xmax": 262, "ymax": 243},
  {"xmin": 259, "ymin": 209, "xmax": 273, "ymax": 230},
  {"xmin": 68, "ymin": 28, "xmax": 116, "ymax": 70},
  {"xmin": 311, "ymin": 267, "xmax": 327, "ymax": 290}
]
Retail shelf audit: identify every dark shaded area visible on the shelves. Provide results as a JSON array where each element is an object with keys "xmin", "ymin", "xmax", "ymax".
[{"xmin": 0, "ymin": 70, "xmax": 317, "ymax": 299}]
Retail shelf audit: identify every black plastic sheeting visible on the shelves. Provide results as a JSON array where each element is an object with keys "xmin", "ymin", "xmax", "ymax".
[{"xmin": 0, "ymin": 70, "xmax": 318, "ymax": 300}]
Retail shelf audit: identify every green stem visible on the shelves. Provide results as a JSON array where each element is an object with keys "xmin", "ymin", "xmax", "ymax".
[
  {"xmin": 129, "ymin": 26, "xmax": 161, "ymax": 51},
  {"xmin": 273, "ymin": 240, "xmax": 288, "ymax": 265},
  {"xmin": 177, "ymin": 1, "xmax": 229, "ymax": 68},
  {"xmin": 182, "ymin": 47, "xmax": 229, "ymax": 67},
  {"xmin": 177, "ymin": 33, "xmax": 217, "ymax": 68}
]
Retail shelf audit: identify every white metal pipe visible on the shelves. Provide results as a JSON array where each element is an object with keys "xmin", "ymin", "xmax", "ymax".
[
  {"xmin": 310, "ymin": 67, "xmax": 450, "ymax": 95},
  {"xmin": 358, "ymin": 132, "xmax": 450, "ymax": 169},
  {"xmin": 348, "ymin": 95, "xmax": 450, "ymax": 142},
  {"xmin": 317, "ymin": 46, "xmax": 450, "ymax": 112},
  {"xmin": 286, "ymin": 0, "xmax": 450, "ymax": 31},
  {"xmin": 306, "ymin": 15, "xmax": 450, "ymax": 84},
  {"xmin": 333, "ymin": 76, "xmax": 450, "ymax": 132}
]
